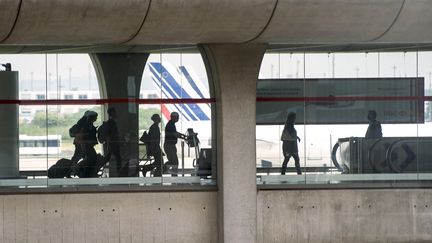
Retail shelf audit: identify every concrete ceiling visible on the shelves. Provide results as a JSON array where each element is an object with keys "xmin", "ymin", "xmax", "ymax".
[{"xmin": 0, "ymin": 0, "xmax": 431, "ymax": 53}]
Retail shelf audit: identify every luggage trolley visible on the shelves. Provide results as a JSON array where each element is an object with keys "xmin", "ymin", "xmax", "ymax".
[
  {"xmin": 183, "ymin": 128, "xmax": 213, "ymax": 178},
  {"xmin": 138, "ymin": 142, "xmax": 156, "ymax": 177},
  {"xmin": 184, "ymin": 128, "xmax": 200, "ymax": 176}
]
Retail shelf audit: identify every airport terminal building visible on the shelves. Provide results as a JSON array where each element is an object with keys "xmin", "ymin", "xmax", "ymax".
[{"xmin": 1, "ymin": 1, "xmax": 432, "ymax": 242}]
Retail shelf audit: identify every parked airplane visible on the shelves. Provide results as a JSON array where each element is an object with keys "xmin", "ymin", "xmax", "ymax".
[
  {"xmin": 145, "ymin": 62, "xmax": 212, "ymax": 148},
  {"xmin": 147, "ymin": 62, "xmax": 211, "ymax": 121}
]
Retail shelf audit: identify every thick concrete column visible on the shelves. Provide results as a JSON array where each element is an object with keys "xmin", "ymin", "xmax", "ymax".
[
  {"xmin": 200, "ymin": 44, "xmax": 266, "ymax": 243},
  {"xmin": 90, "ymin": 53, "xmax": 149, "ymax": 176}
]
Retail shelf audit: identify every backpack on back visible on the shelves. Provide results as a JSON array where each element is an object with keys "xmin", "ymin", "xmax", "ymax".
[
  {"xmin": 97, "ymin": 121, "xmax": 109, "ymax": 143},
  {"xmin": 139, "ymin": 131, "xmax": 151, "ymax": 145},
  {"xmin": 69, "ymin": 123, "xmax": 81, "ymax": 138},
  {"xmin": 139, "ymin": 131, "xmax": 154, "ymax": 156}
]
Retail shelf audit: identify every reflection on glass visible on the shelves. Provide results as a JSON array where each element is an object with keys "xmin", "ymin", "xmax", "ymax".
[
  {"xmin": 140, "ymin": 113, "xmax": 164, "ymax": 177},
  {"xmin": 257, "ymin": 51, "xmax": 432, "ymax": 186},
  {"xmin": 139, "ymin": 103, "xmax": 213, "ymax": 180},
  {"xmin": 280, "ymin": 112, "xmax": 301, "ymax": 175},
  {"xmin": 138, "ymin": 52, "xmax": 214, "ymax": 184},
  {"xmin": 0, "ymin": 52, "xmax": 216, "ymax": 188}
]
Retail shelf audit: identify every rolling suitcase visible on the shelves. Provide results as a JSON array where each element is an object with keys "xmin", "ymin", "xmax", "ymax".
[
  {"xmin": 75, "ymin": 154, "xmax": 106, "ymax": 178},
  {"xmin": 48, "ymin": 158, "xmax": 74, "ymax": 178}
]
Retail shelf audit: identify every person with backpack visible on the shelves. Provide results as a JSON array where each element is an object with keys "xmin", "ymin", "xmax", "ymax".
[
  {"xmin": 141, "ymin": 114, "xmax": 164, "ymax": 177},
  {"xmin": 100, "ymin": 107, "xmax": 122, "ymax": 177},
  {"xmin": 82, "ymin": 110, "xmax": 99, "ymax": 162},
  {"xmin": 71, "ymin": 110, "xmax": 99, "ymax": 177},
  {"xmin": 70, "ymin": 112, "xmax": 89, "ymax": 164}
]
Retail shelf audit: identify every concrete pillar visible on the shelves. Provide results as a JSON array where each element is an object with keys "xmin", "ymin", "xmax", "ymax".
[
  {"xmin": 200, "ymin": 44, "xmax": 266, "ymax": 243},
  {"xmin": 90, "ymin": 53, "xmax": 149, "ymax": 176},
  {"xmin": 0, "ymin": 71, "xmax": 19, "ymax": 178}
]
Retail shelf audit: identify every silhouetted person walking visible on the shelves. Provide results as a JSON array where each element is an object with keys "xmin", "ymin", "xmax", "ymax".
[
  {"xmin": 365, "ymin": 110, "xmax": 382, "ymax": 139},
  {"xmin": 142, "ymin": 114, "xmax": 164, "ymax": 177},
  {"xmin": 103, "ymin": 107, "xmax": 122, "ymax": 177},
  {"xmin": 71, "ymin": 110, "xmax": 98, "ymax": 165},
  {"xmin": 281, "ymin": 112, "xmax": 302, "ymax": 175},
  {"xmin": 73, "ymin": 110, "xmax": 98, "ymax": 177},
  {"xmin": 164, "ymin": 112, "xmax": 186, "ymax": 176},
  {"xmin": 70, "ymin": 113, "xmax": 87, "ymax": 164}
]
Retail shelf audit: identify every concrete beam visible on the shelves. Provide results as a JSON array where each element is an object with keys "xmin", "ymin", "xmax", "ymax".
[
  {"xmin": 4, "ymin": 0, "xmax": 432, "ymax": 44},
  {"xmin": 3, "ymin": 0, "xmax": 150, "ymax": 44},
  {"xmin": 129, "ymin": 0, "xmax": 276, "ymax": 44},
  {"xmin": 377, "ymin": 0, "xmax": 432, "ymax": 43},
  {"xmin": 257, "ymin": 0, "xmax": 404, "ymax": 43},
  {"xmin": 201, "ymin": 43, "xmax": 266, "ymax": 243},
  {"xmin": 0, "ymin": 0, "xmax": 20, "ymax": 42}
]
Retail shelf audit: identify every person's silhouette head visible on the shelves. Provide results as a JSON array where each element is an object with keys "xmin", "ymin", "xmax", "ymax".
[
  {"xmin": 151, "ymin": 114, "xmax": 161, "ymax": 124},
  {"xmin": 367, "ymin": 110, "xmax": 377, "ymax": 121},
  {"xmin": 84, "ymin": 110, "xmax": 98, "ymax": 123},
  {"xmin": 170, "ymin": 112, "xmax": 179, "ymax": 123},
  {"xmin": 286, "ymin": 112, "xmax": 296, "ymax": 124}
]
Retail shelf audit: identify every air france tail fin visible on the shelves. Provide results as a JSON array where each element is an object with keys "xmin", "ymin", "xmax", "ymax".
[{"xmin": 148, "ymin": 62, "xmax": 211, "ymax": 122}]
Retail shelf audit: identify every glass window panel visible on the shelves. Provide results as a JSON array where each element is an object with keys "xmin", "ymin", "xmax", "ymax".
[
  {"xmin": 19, "ymin": 109, "xmax": 49, "ymax": 176},
  {"xmin": 138, "ymin": 104, "xmax": 163, "ymax": 183},
  {"xmin": 259, "ymin": 53, "xmax": 280, "ymax": 79},
  {"xmin": 279, "ymin": 53, "xmax": 305, "ymax": 79},
  {"xmin": 56, "ymin": 54, "xmax": 98, "ymax": 94},
  {"xmin": 257, "ymin": 51, "xmax": 430, "ymax": 186},
  {"xmin": 0, "ymin": 50, "xmax": 215, "ymax": 188},
  {"xmin": 334, "ymin": 53, "xmax": 379, "ymax": 78},
  {"xmin": 379, "ymin": 52, "xmax": 417, "ymax": 78},
  {"xmin": 139, "ymin": 52, "xmax": 215, "ymax": 185},
  {"xmin": 304, "ymin": 53, "xmax": 331, "ymax": 79}
]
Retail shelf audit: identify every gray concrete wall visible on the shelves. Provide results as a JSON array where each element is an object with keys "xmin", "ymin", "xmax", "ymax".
[
  {"xmin": 0, "ymin": 191, "xmax": 217, "ymax": 243},
  {"xmin": 4, "ymin": 189, "xmax": 432, "ymax": 242},
  {"xmin": 258, "ymin": 189, "xmax": 432, "ymax": 243}
]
